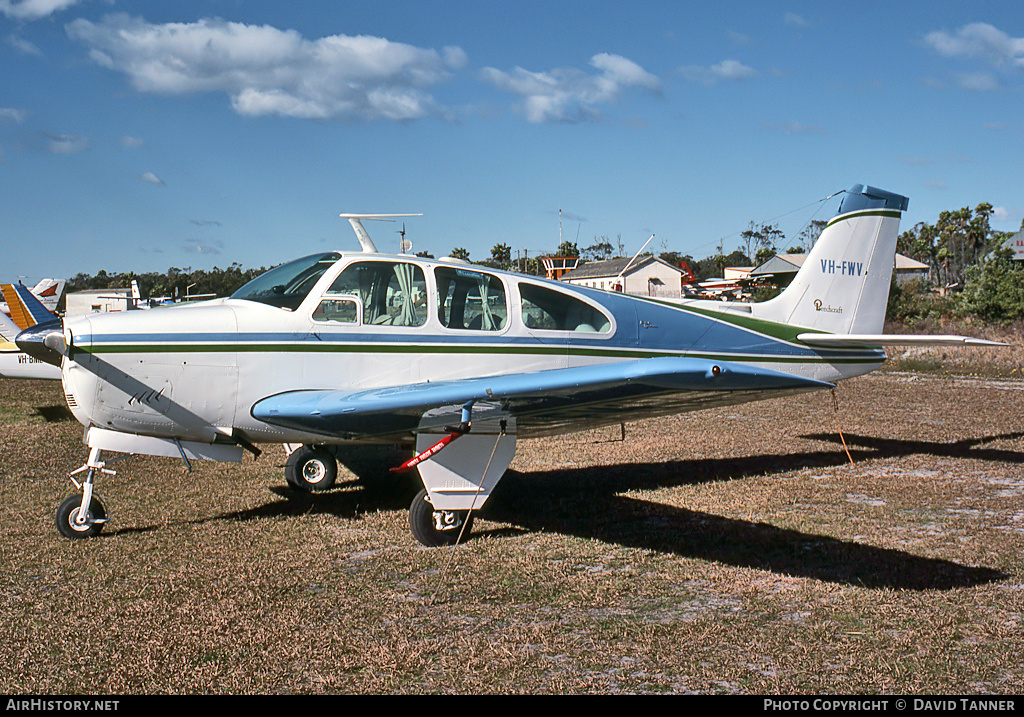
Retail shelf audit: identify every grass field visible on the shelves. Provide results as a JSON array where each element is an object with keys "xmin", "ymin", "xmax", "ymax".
[{"xmin": 1, "ymin": 372, "xmax": 1022, "ymax": 694}]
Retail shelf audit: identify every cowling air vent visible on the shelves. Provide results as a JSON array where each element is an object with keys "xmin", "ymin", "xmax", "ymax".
[{"xmin": 64, "ymin": 393, "xmax": 78, "ymax": 409}]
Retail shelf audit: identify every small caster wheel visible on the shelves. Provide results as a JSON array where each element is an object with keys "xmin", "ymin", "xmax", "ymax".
[
  {"xmin": 409, "ymin": 488, "xmax": 473, "ymax": 547},
  {"xmin": 55, "ymin": 494, "xmax": 107, "ymax": 539}
]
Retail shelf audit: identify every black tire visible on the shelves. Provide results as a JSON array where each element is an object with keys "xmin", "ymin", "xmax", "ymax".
[
  {"xmin": 55, "ymin": 494, "xmax": 106, "ymax": 539},
  {"xmin": 285, "ymin": 446, "xmax": 338, "ymax": 493},
  {"xmin": 408, "ymin": 488, "xmax": 474, "ymax": 547}
]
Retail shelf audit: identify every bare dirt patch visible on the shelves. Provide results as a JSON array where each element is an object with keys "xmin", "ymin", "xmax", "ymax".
[{"xmin": 0, "ymin": 373, "xmax": 1021, "ymax": 694}]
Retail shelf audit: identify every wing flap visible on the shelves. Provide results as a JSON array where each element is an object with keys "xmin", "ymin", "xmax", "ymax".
[{"xmin": 251, "ymin": 356, "xmax": 833, "ymax": 439}]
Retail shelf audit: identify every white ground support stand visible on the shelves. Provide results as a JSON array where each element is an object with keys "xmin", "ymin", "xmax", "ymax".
[
  {"xmin": 414, "ymin": 419, "xmax": 517, "ymax": 512},
  {"xmin": 394, "ymin": 409, "xmax": 517, "ymax": 546}
]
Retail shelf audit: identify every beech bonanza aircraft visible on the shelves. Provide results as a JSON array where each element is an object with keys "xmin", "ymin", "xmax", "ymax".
[{"xmin": 17, "ymin": 184, "xmax": 1002, "ymax": 544}]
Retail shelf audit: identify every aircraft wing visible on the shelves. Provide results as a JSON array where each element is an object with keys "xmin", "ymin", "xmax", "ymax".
[{"xmin": 252, "ymin": 356, "xmax": 833, "ymax": 440}]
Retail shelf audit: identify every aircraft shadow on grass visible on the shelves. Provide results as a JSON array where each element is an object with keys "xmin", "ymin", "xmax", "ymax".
[
  {"xmin": 803, "ymin": 431, "xmax": 1024, "ymax": 465},
  {"xmin": 35, "ymin": 404, "xmax": 75, "ymax": 422},
  {"xmin": 103, "ymin": 429, "xmax": 1021, "ymax": 590}
]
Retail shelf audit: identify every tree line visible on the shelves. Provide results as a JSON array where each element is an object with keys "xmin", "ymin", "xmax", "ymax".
[
  {"xmin": 893, "ymin": 203, "xmax": 1024, "ymax": 323},
  {"xmin": 65, "ymin": 263, "xmax": 267, "ymax": 305}
]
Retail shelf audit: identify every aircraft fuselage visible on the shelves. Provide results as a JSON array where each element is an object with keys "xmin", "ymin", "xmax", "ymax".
[{"xmin": 57, "ymin": 252, "xmax": 883, "ymax": 448}]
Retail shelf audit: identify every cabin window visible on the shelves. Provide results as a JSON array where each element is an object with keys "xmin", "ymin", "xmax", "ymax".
[
  {"xmin": 231, "ymin": 252, "xmax": 342, "ymax": 310},
  {"xmin": 326, "ymin": 261, "xmax": 427, "ymax": 327},
  {"xmin": 435, "ymin": 266, "xmax": 507, "ymax": 331},
  {"xmin": 520, "ymin": 283, "xmax": 611, "ymax": 333},
  {"xmin": 312, "ymin": 296, "xmax": 360, "ymax": 324}
]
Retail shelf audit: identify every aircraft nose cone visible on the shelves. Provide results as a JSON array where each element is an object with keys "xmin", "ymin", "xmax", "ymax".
[{"xmin": 15, "ymin": 317, "xmax": 65, "ymax": 367}]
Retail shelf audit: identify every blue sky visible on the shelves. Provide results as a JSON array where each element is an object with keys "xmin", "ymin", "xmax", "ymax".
[{"xmin": 2, "ymin": 1, "xmax": 1022, "ymax": 285}]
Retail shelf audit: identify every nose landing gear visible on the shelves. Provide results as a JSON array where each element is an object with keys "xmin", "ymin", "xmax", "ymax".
[{"xmin": 56, "ymin": 447, "xmax": 114, "ymax": 539}]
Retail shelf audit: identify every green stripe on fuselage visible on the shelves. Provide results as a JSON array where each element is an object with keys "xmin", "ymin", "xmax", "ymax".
[{"xmin": 77, "ymin": 340, "xmax": 882, "ymax": 365}]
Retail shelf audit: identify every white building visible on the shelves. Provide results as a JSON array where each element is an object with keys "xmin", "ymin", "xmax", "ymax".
[
  {"xmin": 559, "ymin": 256, "xmax": 685, "ymax": 298},
  {"xmin": 1005, "ymin": 229, "xmax": 1024, "ymax": 260},
  {"xmin": 65, "ymin": 288, "xmax": 138, "ymax": 316}
]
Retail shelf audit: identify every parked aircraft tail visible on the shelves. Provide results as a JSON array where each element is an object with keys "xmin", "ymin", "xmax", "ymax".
[
  {"xmin": 754, "ymin": 184, "xmax": 908, "ymax": 335},
  {"xmin": 1, "ymin": 283, "xmax": 58, "ymax": 330},
  {"xmin": 30, "ymin": 278, "xmax": 65, "ymax": 312}
]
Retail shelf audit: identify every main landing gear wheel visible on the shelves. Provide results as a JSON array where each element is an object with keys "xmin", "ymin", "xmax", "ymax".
[
  {"xmin": 409, "ymin": 488, "xmax": 474, "ymax": 547},
  {"xmin": 285, "ymin": 446, "xmax": 338, "ymax": 493},
  {"xmin": 55, "ymin": 494, "xmax": 107, "ymax": 540}
]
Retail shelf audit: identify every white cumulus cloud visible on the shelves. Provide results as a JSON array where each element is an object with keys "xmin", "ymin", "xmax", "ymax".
[
  {"xmin": 956, "ymin": 72, "xmax": 1000, "ymax": 91},
  {"xmin": 924, "ymin": 22, "xmax": 1024, "ymax": 69},
  {"xmin": 6, "ymin": 33, "xmax": 42, "ymax": 56},
  {"xmin": 480, "ymin": 53, "xmax": 659, "ymax": 123},
  {"xmin": 65, "ymin": 14, "xmax": 465, "ymax": 121},
  {"xmin": 0, "ymin": 107, "xmax": 28, "ymax": 123},
  {"xmin": 0, "ymin": 0, "xmax": 82, "ymax": 21},
  {"xmin": 678, "ymin": 59, "xmax": 757, "ymax": 85}
]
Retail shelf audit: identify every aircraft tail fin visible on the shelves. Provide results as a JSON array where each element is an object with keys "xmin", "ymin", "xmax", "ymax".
[
  {"xmin": 1, "ymin": 283, "xmax": 58, "ymax": 330},
  {"xmin": 754, "ymin": 184, "xmax": 909, "ymax": 335},
  {"xmin": 31, "ymin": 278, "xmax": 65, "ymax": 307}
]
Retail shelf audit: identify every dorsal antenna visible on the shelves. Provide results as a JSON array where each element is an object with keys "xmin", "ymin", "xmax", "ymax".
[{"xmin": 339, "ymin": 213, "xmax": 422, "ymax": 253}]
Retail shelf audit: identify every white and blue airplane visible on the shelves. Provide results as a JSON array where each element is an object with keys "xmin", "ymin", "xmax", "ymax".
[{"xmin": 17, "ymin": 184, "xmax": 1002, "ymax": 544}]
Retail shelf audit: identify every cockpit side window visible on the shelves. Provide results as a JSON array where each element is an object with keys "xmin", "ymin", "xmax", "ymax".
[
  {"xmin": 326, "ymin": 261, "xmax": 427, "ymax": 327},
  {"xmin": 312, "ymin": 296, "xmax": 360, "ymax": 324},
  {"xmin": 435, "ymin": 266, "xmax": 507, "ymax": 331},
  {"xmin": 231, "ymin": 253, "xmax": 341, "ymax": 310},
  {"xmin": 520, "ymin": 283, "xmax": 611, "ymax": 333}
]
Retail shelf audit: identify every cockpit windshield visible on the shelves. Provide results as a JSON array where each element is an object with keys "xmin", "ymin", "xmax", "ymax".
[{"xmin": 230, "ymin": 252, "xmax": 341, "ymax": 310}]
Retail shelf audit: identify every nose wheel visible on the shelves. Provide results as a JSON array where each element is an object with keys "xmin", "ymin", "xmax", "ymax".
[
  {"xmin": 55, "ymin": 493, "xmax": 107, "ymax": 539},
  {"xmin": 56, "ymin": 446, "xmax": 115, "ymax": 539},
  {"xmin": 408, "ymin": 488, "xmax": 474, "ymax": 547}
]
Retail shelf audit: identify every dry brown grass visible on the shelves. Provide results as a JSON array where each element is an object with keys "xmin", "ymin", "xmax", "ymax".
[{"xmin": 0, "ymin": 371, "xmax": 1022, "ymax": 694}]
